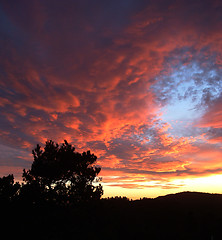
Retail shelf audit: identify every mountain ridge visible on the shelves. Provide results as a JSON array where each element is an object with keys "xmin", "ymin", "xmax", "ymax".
[{"xmin": 155, "ymin": 191, "xmax": 222, "ymax": 200}]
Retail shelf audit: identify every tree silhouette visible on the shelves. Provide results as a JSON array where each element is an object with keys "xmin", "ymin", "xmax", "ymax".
[
  {"xmin": 22, "ymin": 140, "xmax": 103, "ymax": 205},
  {"xmin": 0, "ymin": 174, "xmax": 20, "ymax": 203}
]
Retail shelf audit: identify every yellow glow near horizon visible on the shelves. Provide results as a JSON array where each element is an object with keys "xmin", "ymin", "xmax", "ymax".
[{"xmin": 102, "ymin": 174, "xmax": 222, "ymax": 200}]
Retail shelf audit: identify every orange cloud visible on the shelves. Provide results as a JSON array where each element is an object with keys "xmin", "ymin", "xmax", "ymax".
[
  {"xmin": 198, "ymin": 98, "xmax": 222, "ymax": 129},
  {"xmin": 0, "ymin": 0, "xmax": 222, "ymax": 198}
]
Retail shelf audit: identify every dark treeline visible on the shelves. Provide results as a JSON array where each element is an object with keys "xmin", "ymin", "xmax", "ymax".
[
  {"xmin": 2, "ymin": 190, "xmax": 222, "ymax": 240},
  {"xmin": 1, "ymin": 141, "xmax": 222, "ymax": 239}
]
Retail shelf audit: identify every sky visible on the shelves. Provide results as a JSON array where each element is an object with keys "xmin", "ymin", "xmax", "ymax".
[{"xmin": 0, "ymin": 0, "xmax": 222, "ymax": 199}]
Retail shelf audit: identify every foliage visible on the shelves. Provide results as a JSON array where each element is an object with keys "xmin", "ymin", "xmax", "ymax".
[
  {"xmin": 0, "ymin": 174, "xmax": 20, "ymax": 203},
  {"xmin": 21, "ymin": 140, "xmax": 103, "ymax": 204}
]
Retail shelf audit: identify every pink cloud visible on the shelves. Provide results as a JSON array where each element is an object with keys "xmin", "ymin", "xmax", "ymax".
[
  {"xmin": 198, "ymin": 96, "xmax": 222, "ymax": 129},
  {"xmin": 0, "ymin": 0, "xmax": 221, "ymax": 194}
]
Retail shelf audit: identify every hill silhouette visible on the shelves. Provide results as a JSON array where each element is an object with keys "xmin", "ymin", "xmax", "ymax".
[
  {"xmin": 1, "ymin": 191, "xmax": 222, "ymax": 240},
  {"xmin": 1, "ymin": 141, "xmax": 221, "ymax": 239},
  {"xmin": 156, "ymin": 191, "xmax": 222, "ymax": 200}
]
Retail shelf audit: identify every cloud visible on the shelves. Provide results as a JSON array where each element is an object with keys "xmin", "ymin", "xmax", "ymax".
[
  {"xmin": 0, "ymin": 0, "xmax": 221, "ymax": 194},
  {"xmin": 198, "ymin": 94, "xmax": 222, "ymax": 128}
]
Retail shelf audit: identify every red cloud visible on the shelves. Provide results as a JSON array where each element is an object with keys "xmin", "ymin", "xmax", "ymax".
[
  {"xmin": 0, "ymin": 0, "xmax": 222, "ymax": 197},
  {"xmin": 198, "ymin": 96, "xmax": 222, "ymax": 129}
]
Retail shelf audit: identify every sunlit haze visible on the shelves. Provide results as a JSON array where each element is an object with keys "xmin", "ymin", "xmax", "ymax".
[{"xmin": 0, "ymin": 0, "xmax": 222, "ymax": 199}]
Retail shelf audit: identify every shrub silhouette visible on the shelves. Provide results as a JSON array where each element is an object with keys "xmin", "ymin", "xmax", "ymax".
[{"xmin": 22, "ymin": 140, "xmax": 103, "ymax": 205}]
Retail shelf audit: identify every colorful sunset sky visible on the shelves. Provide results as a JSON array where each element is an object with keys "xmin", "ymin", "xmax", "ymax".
[{"xmin": 0, "ymin": 0, "xmax": 222, "ymax": 199}]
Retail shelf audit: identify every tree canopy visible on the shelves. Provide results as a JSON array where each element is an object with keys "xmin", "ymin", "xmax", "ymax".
[
  {"xmin": 0, "ymin": 174, "xmax": 20, "ymax": 203},
  {"xmin": 21, "ymin": 140, "xmax": 103, "ymax": 205}
]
